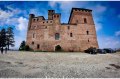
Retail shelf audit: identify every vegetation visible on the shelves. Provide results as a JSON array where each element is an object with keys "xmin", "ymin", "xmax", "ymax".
[
  {"xmin": 19, "ymin": 41, "xmax": 32, "ymax": 51},
  {"xmin": 0, "ymin": 27, "xmax": 15, "ymax": 50}
]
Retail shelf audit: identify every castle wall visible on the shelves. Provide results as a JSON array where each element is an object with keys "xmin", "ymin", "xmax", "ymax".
[{"xmin": 26, "ymin": 8, "xmax": 99, "ymax": 52}]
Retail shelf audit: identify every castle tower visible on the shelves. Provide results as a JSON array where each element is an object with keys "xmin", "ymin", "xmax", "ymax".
[
  {"xmin": 68, "ymin": 8, "xmax": 99, "ymax": 50},
  {"xmin": 28, "ymin": 14, "xmax": 35, "ymax": 30},
  {"xmin": 48, "ymin": 10, "xmax": 55, "ymax": 20},
  {"xmin": 53, "ymin": 13, "xmax": 61, "ymax": 24}
]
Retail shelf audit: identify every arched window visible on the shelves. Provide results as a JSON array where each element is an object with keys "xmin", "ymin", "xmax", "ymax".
[
  {"xmin": 86, "ymin": 31, "xmax": 89, "ymax": 35},
  {"xmin": 84, "ymin": 18, "xmax": 87, "ymax": 23},
  {"xmin": 70, "ymin": 33, "xmax": 73, "ymax": 37},
  {"xmin": 55, "ymin": 33, "xmax": 60, "ymax": 40},
  {"xmin": 32, "ymin": 41, "xmax": 34, "ymax": 45}
]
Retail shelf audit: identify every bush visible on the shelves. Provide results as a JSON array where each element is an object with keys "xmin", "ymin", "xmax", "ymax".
[{"xmin": 24, "ymin": 45, "xmax": 30, "ymax": 51}]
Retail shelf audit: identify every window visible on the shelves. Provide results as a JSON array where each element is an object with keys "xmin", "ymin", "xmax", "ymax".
[
  {"xmin": 37, "ymin": 18, "xmax": 39, "ymax": 21},
  {"xmin": 88, "ymin": 39, "xmax": 89, "ymax": 42},
  {"xmin": 57, "ymin": 15, "xmax": 59, "ymax": 18},
  {"xmin": 55, "ymin": 33, "xmax": 60, "ymax": 40},
  {"xmin": 37, "ymin": 44, "xmax": 40, "ymax": 49},
  {"xmin": 32, "ymin": 41, "xmax": 34, "ymax": 45},
  {"xmin": 68, "ymin": 26, "xmax": 70, "ymax": 30},
  {"xmin": 46, "ymin": 21, "xmax": 48, "ymax": 23},
  {"xmin": 33, "ymin": 19, "xmax": 36, "ymax": 22},
  {"xmin": 84, "ymin": 18, "xmax": 87, "ymax": 23},
  {"xmin": 76, "ymin": 20, "xmax": 78, "ymax": 23},
  {"xmin": 43, "ymin": 22, "xmax": 44, "ymax": 24},
  {"xmin": 33, "ymin": 33, "xmax": 35, "ymax": 38},
  {"xmin": 70, "ymin": 33, "xmax": 73, "ymax": 37},
  {"xmin": 50, "ymin": 21, "xmax": 52, "ymax": 23},
  {"xmin": 86, "ymin": 31, "xmax": 89, "ymax": 35},
  {"xmin": 45, "ymin": 26, "xmax": 47, "ymax": 29}
]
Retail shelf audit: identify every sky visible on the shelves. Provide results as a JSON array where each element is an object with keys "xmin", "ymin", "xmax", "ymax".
[{"xmin": 0, "ymin": 1, "xmax": 120, "ymax": 49}]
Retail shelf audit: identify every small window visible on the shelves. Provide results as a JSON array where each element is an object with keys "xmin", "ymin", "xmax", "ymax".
[
  {"xmin": 46, "ymin": 21, "xmax": 48, "ymax": 23},
  {"xmin": 70, "ymin": 33, "xmax": 73, "ymax": 37},
  {"xmin": 76, "ymin": 20, "xmax": 78, "ymax": 23},
  {"xmin": 33, "ymin": 19, "xmax": 36, "ymax": 22},
  {"xmin": 37, "ymin": 44, "xmax": 40, "ymax": 49},
  {"xmin": 84, "ymin": 18, "xmax": 87, "ymax": 23},
  {"xmin": 50, "ymin": 21, "xmax": 52, "ymax": 23},
  {"xmin": 43, "ymin": 22, "xmax": 44, "ymax": 23},
  {"xmin": 86, "ymin": 31, "xmax": 89, "ymax": 35},
  {"xmin": 55, "ymin": 33, "xmax": 60, "ymax": 40},
  {"xmin": 32, "ymin": 41, "xmax": 34, "ymax": 45},
  {"xmin": 33, "ymin": 33, "xmax": 35, "ymax": 38},
  {"xmin": 37, "ymin": 18, "xmax": 39, "ymax": 21},
  {"xmin": 68, "ymin": 26, "xmax": 70, "ymax": 30},
  {"xmin": 34, "ymin": 26, "xmax": 36, "ymax": 29},
  {"xmin": 88, "ymin": 39, "xmax": 89, "ymax": 42},
  {"xmin": 57, "ymin": 15, "xmax": 59, "ymax": 18}
]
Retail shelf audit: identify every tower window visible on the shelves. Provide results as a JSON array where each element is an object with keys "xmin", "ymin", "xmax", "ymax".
[
  {"xmin": 37, "ymin": 44, "xmax": 40, "ymax": 49},
  {"xmin": 84, "ymin": 18, "xmax": 87, "ymax": 23},
  {"xmin": 45, "ymin": 26, "xmax": 47, "ymax": 29},
  {"xmin": 76, "ymin": 20, "xmax": 78, "ymax": 23},
  {"xmin": 55, "ymin": 33, "xmax": 60, "ymax": 40},
  {"xmin": 86, "ymin": 31, "xmax": 89, "ymax": 35},
  {"xmin": 32, "ymin": 41, "xmax": 34, "ymax": 45},
  {"xmin": 33, "ymin": 19, "xmax": 35, "ymax": 22},
  {"xmin": 33, "ymin": 33, "xmax": 35, "ymax": 38},
  {"xmin": 68, "ymin": 26, "xmax": 70, "ymax": 30},
  {"xmin": 70, "ymin": 33, "xmax": 73, "ymax": 37},
  {"xmin": 88, "ymin": 39, "xmax": 89, "ymax": 42},
  {"xmin": 37, "ymin": 18, "xmax": 39, "ymax": 21}
]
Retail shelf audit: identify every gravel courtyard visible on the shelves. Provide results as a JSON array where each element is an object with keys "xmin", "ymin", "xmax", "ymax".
[{"xmin": 0, "ymin": 51, "xmax": 120, "ymax": 78}]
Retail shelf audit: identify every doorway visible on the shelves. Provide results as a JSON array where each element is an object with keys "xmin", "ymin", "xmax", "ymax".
[{"xmin": 55, "ymin": 45, "xmax": 62, "ymax": 51}]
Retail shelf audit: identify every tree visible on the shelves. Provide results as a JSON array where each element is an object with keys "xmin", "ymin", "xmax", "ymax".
[
  {"xmin": 0, "ymin": 28, "xmax": 6, "ymax": 48},
  {"xmin": 19, "ymin": 41, "xmax": 26, "ymax": 51},
  {"xmin": 6, "ymin": 27, "xmax": 15, "ymax": 50}
]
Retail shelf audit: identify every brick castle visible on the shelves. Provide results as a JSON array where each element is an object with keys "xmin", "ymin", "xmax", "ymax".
[{"xmin": 26, "ymin": 8, "xmax": 99, "ymax": 52}]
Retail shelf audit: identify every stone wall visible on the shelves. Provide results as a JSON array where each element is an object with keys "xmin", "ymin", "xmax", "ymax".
[{"xmin": 26, "ymin": 8, "xmax": 99, "ymax": 52}]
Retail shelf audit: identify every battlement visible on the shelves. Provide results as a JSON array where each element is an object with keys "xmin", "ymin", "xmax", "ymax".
[
  {"xmin": 68, "ymin": 8, "xmax": 93, "ymax": 24},
  {"xmin": 72, "ymin": 8, "xmax": 92, "ymax": 12}
]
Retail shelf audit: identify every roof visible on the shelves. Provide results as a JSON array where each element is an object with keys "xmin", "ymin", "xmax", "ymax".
[{"xmin": 68, "ymin": 8, "xmax": 92, "ymax": 24}]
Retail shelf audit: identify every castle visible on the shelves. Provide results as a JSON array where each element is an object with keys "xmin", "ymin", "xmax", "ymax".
[{"xmin": 26, "ymin": 8, "xmax": 99, "ymax": 52}]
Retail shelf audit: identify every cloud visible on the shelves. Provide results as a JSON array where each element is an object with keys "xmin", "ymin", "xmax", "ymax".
[
  {"xmin": 98, "ymin": 36, "xmax": 120, "ymax": 49},
  {"xmin": 48, "ymin": 2, "xmax": 106, "ymax": 31},
  {"xmin": 95, "ymin": 22, "xmax": 102, "ymax": 31},
  {"xmin": 0, "ymin": 8, "xmax": 13, "ymax": 19},
  {"xmin": 92, "ymin": 4, "xmax": 107, "ymax": 14},
  {"xmin": 17, "ymin": 17, "xmax": 28, "ymax": 31},
  {"xmin": 115, "ymin": 30, "xmax": 120, "ymax": 36}
]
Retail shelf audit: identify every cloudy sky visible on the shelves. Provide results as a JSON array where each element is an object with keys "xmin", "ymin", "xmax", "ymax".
[{"xmin": 0, "ymin": 1, "xmax": 120, "ymax": 49}]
